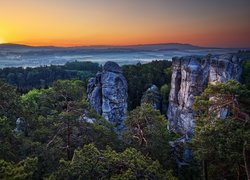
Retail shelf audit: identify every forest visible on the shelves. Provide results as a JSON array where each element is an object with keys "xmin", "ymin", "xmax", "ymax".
[
  {"xmin": 0, "ymin": 59, "xmax": 250, "ymax": 179},
  {"xmin": 0, "ymin": 61, "xmax": 100, "ymax": 92}
]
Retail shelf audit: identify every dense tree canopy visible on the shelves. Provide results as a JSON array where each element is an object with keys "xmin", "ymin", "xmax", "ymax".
[
  {"xmin": 0, "ymin": 57, "xmax": 250, "ymax": 179},
  {"xmin": 51, "ymin": 144, "xmax": 177, "ymax": 180},
  {"xmin": 0, "ymin": 61, "xmax": 100, "ymax": 92},
  {"xmin": 0, "ymin": 157, "xmax": 38, "ymax": 180},
  {"xmin": 191, "ymin": 80, "xmax": 250, "ymax": 179},
  {"xmin": 123, "ymin": 60, "xmax": 172, "ymax": 110},
  {"xmin": 123, "ymin": 104, "xmax": 175, "ymax": 168},
  {"xmin": 0, "ymin": 60, "xmax": 176, "ymax": 179},
  {"xmin": 0, "ymin": 79, "xmax": 120, "ymax": 178}
]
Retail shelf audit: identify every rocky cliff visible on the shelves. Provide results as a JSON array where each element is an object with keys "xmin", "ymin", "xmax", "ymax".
[
  {"xmin": 87, "ymin": 61, "xmax": 128, "ymax": 131},
  {"xmin": 167, "ymin": 53, "xmax": 243, "ymax": 136}
]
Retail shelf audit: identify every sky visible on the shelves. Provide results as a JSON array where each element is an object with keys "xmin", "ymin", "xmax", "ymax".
[{"xmin": 0, "ymin": 0, "xmax": 250, "ymax": 48}]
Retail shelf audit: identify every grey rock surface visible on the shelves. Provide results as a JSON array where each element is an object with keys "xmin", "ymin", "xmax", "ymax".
[
  {"xmin": 167, "ymin": 53, "xmax": 243, "ymax": 136},
  {"xmin": 87, "ymin": 61, "xmax": 128, "ymax": 131},
  {"xmin": 14, "ymin": 117, "xmax": 24, "ymax": 134},
  {"xmin": 141, "ymin": 85, "xmax": 161, "ymax": 109},
  {"xmin": 103, "ymin": 61, "xmax": 123, "ymax": 73}
]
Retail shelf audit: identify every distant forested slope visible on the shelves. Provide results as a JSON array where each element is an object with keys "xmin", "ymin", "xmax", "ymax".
[{"xmin": 0, "ymin": 61, "xmax": 100, "ymax": 92}]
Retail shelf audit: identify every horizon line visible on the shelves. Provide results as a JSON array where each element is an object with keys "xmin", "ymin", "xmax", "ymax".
[
  {"xmin": 0, "ymin": 41, "xmax": 200, "ymax": 47},
  {"xmin": 1, "ymin": 42, "xmax": 250, "ymax": 49}
]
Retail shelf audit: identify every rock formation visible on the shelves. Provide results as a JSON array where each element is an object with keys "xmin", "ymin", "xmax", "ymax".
[
  {"xmin": 13, "ymin": 117, "xmax": 24, "ymax": 134},
  {"xmin": 167, "ymin": 53, "xmax": 243, "ymax": 136},
  {"xmin": 167, "ymin": 53, "xmax": 243, "ymax": 166},
  {"xmin": 141, "ymin": 85, "xmax": 161, "ymax": 110},
  {"xmin": 87, "ymin": 61, "xmax": 128, "ymax": 131}
]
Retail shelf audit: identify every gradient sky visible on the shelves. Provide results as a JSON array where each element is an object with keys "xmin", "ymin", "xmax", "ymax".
[{"xmin": 0, "ymin": 0, "xmax": 250, "ymax": 47}]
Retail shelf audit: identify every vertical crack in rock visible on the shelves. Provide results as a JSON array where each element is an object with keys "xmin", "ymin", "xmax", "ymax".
[{"xmin": 87, "ymin": 61, "xmax": 128, "ymax": 131}]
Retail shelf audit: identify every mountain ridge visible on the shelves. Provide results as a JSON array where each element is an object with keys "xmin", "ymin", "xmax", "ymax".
[{"xmin": 0, "ymin": 42, "xmax": 212, "ymax": 50}]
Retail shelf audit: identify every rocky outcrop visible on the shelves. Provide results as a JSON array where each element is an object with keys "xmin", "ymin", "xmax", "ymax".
[
  {"xmin": 14, "ymin": 117, "xmax": 24, "ymax": 134},
  {"xmin": 87, "ymin": 61, "xmax": 128, "ymax": 131},
  {"xmin": 167, "ymin": 53, "xmax": 243, "ymax": 136},
  {"xmin": 141, "ymin": 85, "xmax": 161, "ymax": 109}
]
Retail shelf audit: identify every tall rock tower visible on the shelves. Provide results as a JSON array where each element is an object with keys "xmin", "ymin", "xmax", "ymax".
[
  {"xmin": 167, "ymin": 53, "xmax": 243, "ymax": 136},
  {"xmin": 87, "ymin": 61, "xmax": 128, "ymax": 131}
]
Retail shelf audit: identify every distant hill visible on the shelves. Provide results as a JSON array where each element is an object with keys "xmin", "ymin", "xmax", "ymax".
[
  {"xmin": 0, "ymin": 43, "xmax": 33, "ymax": 49},
  {"xmin": 1, "ymin": 42, "xmax": 237, "ymax": 68},
  {"xmin": 121, "ymin": 43, "xmax": 204, "ymax": 50},
  {"xmin": 0, "ymin": 43, "xmax": 60, "ymax": 51},
  {"xmin": 0, "ymin": 43, "xmax": 208, "ymax": 51}
]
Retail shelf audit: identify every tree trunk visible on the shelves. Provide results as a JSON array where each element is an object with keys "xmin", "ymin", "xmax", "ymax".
[
  {"xmin": 243, "ymin": 141, "xmax": 250, "ymax": 180},
  {"xmin": 236, "ymin": 163, "xmax": 240, "ymax": 180},
  {"xmin": 67, "ymin": 119, "xmax": 71, "ymax": 160},
  {"xmin": 202, "ymin": 160, "xmax": 208, "ymax": 180}
]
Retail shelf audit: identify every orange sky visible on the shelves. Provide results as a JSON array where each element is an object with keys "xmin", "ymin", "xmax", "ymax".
[{"xmin": 0, "ymin": 0, "xmax": 250, "ymax": 47}]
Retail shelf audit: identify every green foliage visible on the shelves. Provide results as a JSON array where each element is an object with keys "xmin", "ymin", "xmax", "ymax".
[
  {"xmin": 241, "ymin": 60, "xmax": 250, "ymax": 114},
  {"xmin": 4, "ymin": 60, "xmax": 249, "ymax": 179},
  {"xmin": 123, "ymin": 60, "xmax": 172, "ymax": 110},
  {"xmin": 0, "ymin": 82, "xmax": 23, "ymax": 161},
  {"xmin": 193, "ymin": 80, "xmax": 250, "ymax": 116},
  {"xmin": 0, "ymin": 61, "xmax": 189, "ymax": 179},
  {"xmin": 123, "ymin": 104, "xmax": 174, "ymax": 168},
  {"xmin": 0, "ymin": 81, "xmax": 20, "ymax": 121},
  {"xmin": 17, "ymin": 79, "xmax": 119, "ymax": 176},
  {"xmin": 191, "ymin": 80, "xmax": 250, "ymax": 179},
  {"xmin": 0, "ymin": 79, "xmax": 120, "ymax": 178},
  {"xmin": 0, "ymin": 116, "xmax": 22, "ymax": 161},
  {"xmin": 160, "ymin": 84, "xmax": 170, "ymax": 104},
  {"xmin": 52, "ymin": 144, "xmax": 176, "ymax": 179},
  {"xmin": 0, "ymin": 61, "xmax": 100, "ymax": 92},
  {"xmin": 0, "ymin": 157, "xmax": 38, "ymax": 180},
  {"xmin": 164, "ymin": 67, "xmax": 172, "ymax": 77},
  {"xmin": 141, "ymin": 87, "xmax": 161, "ymax": 107},
  {"xmin": 242, "ymin": 60, "xmax": 250, "ymax": 89}
]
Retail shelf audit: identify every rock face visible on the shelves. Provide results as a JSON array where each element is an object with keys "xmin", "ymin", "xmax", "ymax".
[
  {"xmin": 141, "ymin": 85, "xmax": 161, "ymax": 109},
  {"xmin": 14, "ymin": 117, "xmax": 24, "ymax": 134},
  {"xmin": 167, "ymin": 53, "xmax": 243, "ymax": 136},
  {"xmin": 87, "ymin": 61, "xmax": 128, "ymax": 131}
]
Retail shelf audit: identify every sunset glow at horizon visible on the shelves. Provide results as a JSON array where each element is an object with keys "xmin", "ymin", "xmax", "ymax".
[{"xmin": 0, "ymin": 0, "xmax": 250, "ymax": 48}]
